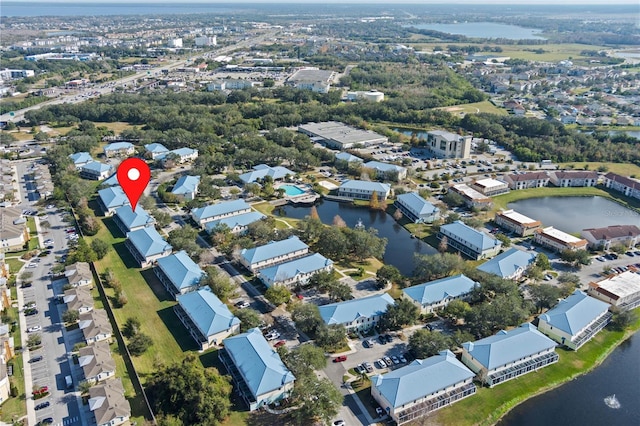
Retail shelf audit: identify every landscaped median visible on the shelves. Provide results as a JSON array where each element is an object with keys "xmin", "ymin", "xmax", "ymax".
[{"xmin": 433, "ymin": 308, "xmax": 640, "ymax": 426}]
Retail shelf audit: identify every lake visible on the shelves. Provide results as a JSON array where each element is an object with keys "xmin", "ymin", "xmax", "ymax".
[
  {"xmin": 507, "ymin": 196, "xmax": 639, "ymax": 233},
  {"xmin": 500, "ymin": 331, "xmax": 640, "ymax": 425},
  {"xmin": 408, "ymin": 22, "xmax": 545, "ymax": 40},
  {"xmin": 275, "ymin": 200, "xmax": 437, "ymax": 276}
]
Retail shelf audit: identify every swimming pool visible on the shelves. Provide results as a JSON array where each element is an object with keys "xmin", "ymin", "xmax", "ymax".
[{"xmin": 280, "ymin": 185, "xmax": 305, "ymax": 196}]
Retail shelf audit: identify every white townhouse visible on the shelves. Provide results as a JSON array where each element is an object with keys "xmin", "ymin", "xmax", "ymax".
[
  {"xmin": 461, "ymin": 323, "xmax": 559, "ymax": 387},
  {"xmin": 318, "ymin": 293, "xmax": 395, "ymax": 331},
  {"xmin": 103, "ymin": 142, "xmax": 134, "ymax": 158},
  {"xmin": 403, "ymin": 274, "xmax": 478, "ymax": 314},
  {"xmin": 337, "ymin": 180, "xmax": 391, "ymax": 201},
  {"xmin": 171, "ymin": 175, "xmax": 200, "ymax": 201},
  {"xmin": 79, "ymin": 341, "xmax": 116, "ymax": 384},
  {"xmin": 239, "ymin": 236, "xmax": 309, "ymax": 273},
  {"xmin": 88, "ymin": 379, "xmax": 131, "ymax": 426},
  {"xmin": 80, "ymin": 162, "xmax": 113, "ymax": 181},
  {"xmin": 371, "ymin": 350, "xmax": 476, "ymax": 425},
  {"xmin": 439, "ymin": 221, "xmax": 502, "ymax": 260},
  {"xmin": 363, "ymin": 161, "xmax": 407, "ymax": 181},
  {"xmin": 476, "ymin": 248, "xmax": 536, "ymax": 281},
  {"xmin": 191, "ymin": 200, "xmax": 252, "ymax": 229},
  {"xmin": 603, "ymin": 172, "xmax": 640, "ymax": 200},
  {"xmin": 538, "ymin": 290, "xmax": 612, "ymax": 350},
  {"xmin": 549, "ymin": 171, "xmax": 598, "ymax": 187},
  {"xmin": 394, "ymin": 192, "xmax": 440, "ymax": 224},
  {"xmin": 80, "ymin": 310, "xmax": 113, "ymax": 345},
  {"xmin": 581, "ymin": 225, "xmax": 640, "ymax": 250},
  {"xmin": 258, "ymin": 253, "xmax": 333, "ymax": 288},
  {"xmin": 503, "ymin": 172, "xmax": 550, "ymax": 190}
]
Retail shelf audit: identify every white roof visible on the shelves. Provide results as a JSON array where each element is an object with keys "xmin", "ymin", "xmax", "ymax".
[
  {"xmin": 593, "ymin": 271, "xmax": 640, "ymax": 300},
  {"xmin": 452, "ymin": 184, "xmax": 489, "ymax": 200},
  {"xmin": 539, "ymin": 226, "xmax": 585, "ymax": 244},
  {"xmin": 498, "ymin": 209, "xmax": 539, "ymax": 225},
  {"xmin": 474, "ymin": 178, "xmax": 507, "ymax": 189}
]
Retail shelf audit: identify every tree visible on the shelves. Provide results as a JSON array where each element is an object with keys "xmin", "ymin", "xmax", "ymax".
[
  {"xmin": 63, "ymin": 309, "xmax": 80, "ymax": 323},
  {"xmin": 441, "ymin": 300, "xmax": 471, "ymax": 324},
  {"xmin": 293, "ymin": 375, "xmax": 343, "ymax": 425},
  {"xmin": 560, "ymin": 249, "xmax": 591, "ymax": 267},
  {"xmin": 315, "ymin": 324, "xmax": 347, "ymax": 352},
  {"xmin": 609, "ymin": 243, "xmax": 628, "ymax": 255},
  {"xmin": 153, "ymin": 209, "xmax": 172, "ymax": 228},
  {"xmin": 345, "ymin": 228, "xmax": 387, "ymax": 261},
  {"xmin": 123, "ymin": 317, "xmax": 141, "ymax": 338},
  {"xmin": 332, "ymin": 215, "xmax": 347, "ymax": 228},
  {"xmin": 409, "ymin": 329, "xmax": 451, "ymax": 358},
  {"xmin": 536, "ymin": 253, "xmax": 551, "ymax": 270},
  {"xmin": 441, "ymin": 191, "xmax": 465, "ymax": 208},
  {"xmin": 316, "ymin": 226, "xmax": 348, "ymax": 259},
  {"xmin": 376, "ymin": 265, "xmax": 403, "ymax": 288},
  {"xmin": 27, "ymin": 333, "xmax": 42, "ymax": 348},
  {"xmin": 495, "ymin": 233, "xmax": 511, "ymax": 248},
  {"xmin": 413, "ymin": 252, "xmax": 463, "ymax": 281},
  {"xmin": 203, "ymin": 266, "xmax": 236, "ymax": 301},
  {"xmin": 235, "ymin": 308, "xmax": 262, "ymax": 332},
  {"xmin": 90, "ymin": 239, "xmax": 111, "ymax": 260},
  {"xmin": 380, "ymin": 298, "xmax": 419, "ymax": 330},
  {"xmin": 529, "ymin": 284, "xmax": 562, "ymax": 313},
  {"xmin": 78, "ymin": 380, "xmax": 92, "ymax": 395},
  {"xmin": 265, "ymin": 285, "xmax": 291, "ymax": 305},
  {"xmin": 327, "ymin": 281, "xmax": 352, "ymax": 302},
  {"xmin": 168, "ymin": 227, "xmax": 203, "ymax": 261},
  {"xmin": 291, "ymin": 303, "xmax": 323, "ymax": 335},
  {"xmin": 67, "ymin": 238, "xmax": 97, "ymax": 264},
  {"xmin": 146, "ymin": 354, "xmax": 232, "ymax": 426},
  {"xmin": 609, "ymin": 310, "xmax": 637, "ymax": 331},
  {"xmin": 438, "ymin": 235, "xmax": 449, "ymax": 253},
  {"xmin": 369, "ymin": 191, "xmax": 380, "ymax": 210},
  {"xmin": 128, "ymin": 333, "xmax": 153, "ymax": 356},
  {"xmin": 309, "ymin": 205, "xmax": 320, "ymax": 220},
  {"xmin": 282, "ymin": 344, "xmax": 327, "ymax": 378}
]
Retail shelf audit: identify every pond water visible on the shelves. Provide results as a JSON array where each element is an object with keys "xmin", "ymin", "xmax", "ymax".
[
  {"xmin": 507, "ymin": 196, "xmax": 639, "ymax": 234},
  {"xmin": 408, "ymin": 22, "xmax": 545, "ymax": 40},
  {"xmin": 275, "ymin": 200, "xmax": 436, "ymax": 276}
]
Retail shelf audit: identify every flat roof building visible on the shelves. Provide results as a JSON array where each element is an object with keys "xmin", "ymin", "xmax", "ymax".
[
  {"xmin": 588, "ymin": 270, "xmax": 640, "ymax": 311},
  {"xmin": 449, "ymin": 184, "xmax": 492, "ymax": 208},
  {"xmin": 534, "ymin": 226, "xmax": 588, "ymax": 252},
  {"xmin": 298, "ymin": 121, "xmax": 388, "ymax": 150},
  {"xmin": 494, "ymin": 209, "xmax": 542, "ymax": 237},
  {"xmin": 471, "ymin": 178, "xmax": 509, "ymax": 197}
]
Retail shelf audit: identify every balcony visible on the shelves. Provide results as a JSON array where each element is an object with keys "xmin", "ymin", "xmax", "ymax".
[
  {"xmin": 396, "ymin": 383, "xmax": 476, "ymax": 425},
  {"xmin": 571, "ymin": 311, "xmax": 612, "ymax": 349},
  {"xmin": 487, "ymin": 351, "xmax": 559, "ymax": 387}
]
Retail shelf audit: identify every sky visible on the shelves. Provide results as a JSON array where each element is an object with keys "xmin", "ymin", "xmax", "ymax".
[{"xmin": 12, "ymin": 0, "xmax": 640, "ymax": 4}]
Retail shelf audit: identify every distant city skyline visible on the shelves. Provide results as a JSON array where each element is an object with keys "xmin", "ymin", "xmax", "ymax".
[{"xmin": 11, "ymin": 0, "xmax": 640, "ymax": 4}]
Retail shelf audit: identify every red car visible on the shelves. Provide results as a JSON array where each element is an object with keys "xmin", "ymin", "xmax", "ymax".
[
  {"xmin": 333, "ymin": 355, "xmax": 347, "ymax": 363},
  {"xmin": 34, "ymin": 386, "xmax": 48, "ymax": 395},
  {"xmin": 274, "ymin": 340, "xmax": 286, "ymax": 348}
]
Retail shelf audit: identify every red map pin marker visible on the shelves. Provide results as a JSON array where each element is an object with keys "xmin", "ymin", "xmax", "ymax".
[{"xmin": 116, "ymin": 158, "xmax": 150, "ymax": 212}]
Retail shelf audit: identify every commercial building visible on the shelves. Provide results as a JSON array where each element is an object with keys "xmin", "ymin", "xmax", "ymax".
[
  {"xmin": 371, "ymin": 350, "xmax": 476, "ymax": 425},
  {"xmin": 363, "ymin": 161, "xmax": 407, "ymax": 181},
  {"xmin": 549, "ymin": 171, "xmax": 598, "ymax": 187},
  {"xmin": 439, "ymin": 221, "xmax": 502, "ymax": 260},
  {"xmin": 588, "ymin": 271, "xmax": 640, "ymax": 311},
  {"xmin": 239, "ymin": 236, "xmax": 309, "ymax": 273},
  {"xmin": 298, "ymin": 121, "xmax": 388, "ymax": 150},
  {"xmin": 239, "ymin": 164, "xmax": 295, "ymax": 184},
  {"xmin": 286, "ymin": 67, "xmax": 335, "ymax": 93},
  {"xmin": 503, "ymin": 172, "xmax": 550, "ymax": 190},
  {"xmin": 538, "ymin": 290, "xmax": 612, "ymax": 350},
  {"xmin": 449, "ymin": 184, "xmax": 492, "ymax": 208},
  {"xmin": 191, "ymin": 200, "xmax": 252, "ymax": 229},
  {"xmin": 403, "ymin": 274, "xmax": 478, "ymax": 313},
  {"xmin": 318, "ymin": 293, "xmax": 395, "ymax": 331},
  {"xmin": 219, "ymin": 328, "xmax": 295, "ymax": 411},
  {"xmin": 424, "ymin": 130, "xmax": 472, "ymax": 159},
  {"xmin": 171, "ymin": 175, "xmax": 200, "ymax": 201},
  {"xmin": 461, "ymin": 323, "xmax": 559, "ymax": 387},
  {"xmin": 337, "ymin": 180, "xmax": 391, "ymax": 201},
  {"xmin": 175, "ymin": 288, "xmax": 240, "ymax": 350},
  {"xmin": 581, "ymin": 225, "xmax": 640, "ymax": 250},
  {"xmin": 394, "ymin": 192, "xmax": 440, "ymax": 224},
  {"xmin": 534, "ymin": 227, "xmax": 588, "ymax": 252},
  {"xmin": 476, "ymin": 248, "xmax": 536, "ymax": 280},
  {"xmin": 603, "ymin": 172, "xmax": 640, "ymax": 200},
  {"xmin": 88, "ymin": 379, "xmax": 131, "ymax": 426},
  {"xmin": 494, "ymin": 209, "xmax": 542, "ymax": 237},
  {"xmin": 113, "ymin": 205, "xmax": 155, "ymax": 235},
  {"xmin": 204, "ymin": 211, "xmax": 266, "ymax": 235},
  {"xmin": 258, "ymin": 253, "xmax": 333, "ymax": 288},
  {"xmin": 125, "ymin": 227, "xmax": 172, "ymax": 267},
  {"xmin": 155, "ymin": 250, "xmax": 205, "ymax": 298},
  {"xmin": 471, "ymin": 178, "xmax": 509, "ymax": 196}
]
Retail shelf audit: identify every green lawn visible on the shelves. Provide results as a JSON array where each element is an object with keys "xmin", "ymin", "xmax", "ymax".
[
  {"xmin": 434, "ymin": 309, "xmax": 640, "ymax": 426},
  {"xmin": 491, "ymin": 186, "xmax": 640, "ymax": 213},
  {"xmin": 4, "ymin": 257, "xmax": 24, "ymax": 274},
  {"xmin": 1, "ymin": 311, "xmax": 26, "ymax": 423},
  {"xmin": 437, "ymin": 100, "xmax": 508, "ymax": 116}
]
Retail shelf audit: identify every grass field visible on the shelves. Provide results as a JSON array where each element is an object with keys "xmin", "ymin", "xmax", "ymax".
[
  {"xmin": 437, "ymin": 100, "xmax": 507, "ymax": 116},
  {"xmin": 434, "ymin": 308, "xmax": 640, "ymax": 426},
  {"xmin": 0, "ymin": 320, "xmax": 26, "ymax": 423},
  {"xmin": 558, "ymin": 162, "xmax": 640, "ymax": 177}
]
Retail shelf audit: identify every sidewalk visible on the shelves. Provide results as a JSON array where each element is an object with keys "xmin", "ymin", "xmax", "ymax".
[{"xmin": 15, "ymin": 263, "xmax": 37, "ymax": 426}]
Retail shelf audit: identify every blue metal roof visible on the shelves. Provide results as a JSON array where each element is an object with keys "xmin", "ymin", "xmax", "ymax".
[
  {"xmin": 205, "ymin": 212, "xmax": 266, "ymax": 232},
  {"xmin": 476, "ymin": 248, "xmax": 536, "ymax": 279},
  {"xmin": 372, "ymin": 350, "xmax": 474, "ymax": 408},
  {"xmin": 441, "ymin": 221, "xmax": 501, "ymax": 251},
  {"xmin": 239, "ymin": 164, "xmax": 295, "ymax": 184},
  {"xmin": 98, "ymin": 186, "xmax": 129, "ymax": 209},
  {"xmin": 171, "ymin": 175, "xmax": 200, "ymax": 196},
  {"xmin": 157, "ymin": 250, "xmax": 205, "ymax": 291},
  {"xmin": 259, "ymin": 253, "xmax": 333, "ymax": 285},
  {"xmin": 403, "ymin": 274, "xmax": 478, "ymax": 305},
  {"xmin": 396, "ymin": 192, "xmax": 438, "ymax": 215},
  {"xmin": 81, "ymin": 161, "xmax": 112, "ymax": 174},
  {"xmin": 177, "ymin": 288, "xmax": 239, "ymax": 337},
  {"xmin": 144, "ymin": 143, "xmax": 169, "ymax": 154},
  {"xmin": 364, "ymin": 161, "xmax": 406, "ymax": 174},
  {"xmin": 104, "ymin": 142, "xmax": 134, "ymax": 152},
  {"xmin": 100, "ymin": 173, "xmax": 119, "ymax": 187},
  {"xmin": 69, "ymin": 152, "xmax": 93, "ymax": 165},
  {"xmin": 169, "ymin": 147, "xmax": 198, "ymax": 158},
  {"xmin": 191, "ymin": 200, "xmax": 251, "ymax": 221},
  {"xmin": 462, "ymin": 323, "xmax": 557, "ymax": 370},
  {"xmin": 126, "ymin": 227, "xmax": 172, "ymax": 257},
  {"xmin": 240, "ymin": 236, "xmax": 308, "ymax": 266},
  {"xmin": 114, "ymin": 205, "xmax": 155, "ymax": 231},
  {"xmin": 223, "ymin": 328, "xmax": 295, "ymax": 398},
  {"xmin": 339, "ymin": 180, "xmax": 391, "ymax": 193},
  {"xmin": 319, "ymin": 293, "xmax": 395, "ymax": 325},
  {"xmin": 335, "ymin": 152, "xmax": 362, "ymax": 163},
  {"xmin": 539, "ymin": 290, "xmax": 610, "ymax": 336}
]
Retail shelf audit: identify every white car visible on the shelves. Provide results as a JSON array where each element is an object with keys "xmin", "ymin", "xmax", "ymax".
[
  {"xmin": 265, "ymin": 332, "xmax": 280, "ymax": 341},
  {"xmin": 27, "ymin": 263, "xmax": 37, "ymax": 268},
  {"xmin": 27, "ymin": 326, "xmax": 41, "ymax": 333}
]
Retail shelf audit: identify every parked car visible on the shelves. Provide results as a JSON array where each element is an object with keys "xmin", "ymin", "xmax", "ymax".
[
  {"xmin": 391, "ymin": 356, "xmax": 400, "ymax": 365},
  {"xmin": 234, "ymin": 300, "xmax": 250, "ymax": 309},
  {"xmin": 384, "ymin": 334, "xmax": 393, "ymax": 343},
  {"xmin": 29, "ymin": 355, "xmax": 43, "ymax": 363},
  {"xmin": 363, "ymin": 362, "xmax": 374, "ymax": 373},
  {"xmin": 24, "ymin": 308, "xmax": 38, "ymax": 316},
  {"xmin": 363, "ymin": 339, "xmax": 375, "ymax": 348},
  {"xmin": 21, "ymin": 283, "xmax": 32, "ymax": 288},
  {"xmin": 27, "ymin": 326, "xmax": 41, "ymax": 333},
  {"xmin": 40, "ymin": 418, "xmax": 54, "ymax": 425},
  {"xmin": 332, "ymin": 420, "xmax": 346, "ymax": 426},
  {"xmin": 274, "ymin": 340, "xmax": 286, "ymax": 348},
  {"xmin": 626, "ymin": 252, "xmax": 635, "ymax": 257},
  {"xmin": 34, "ymin": 386, "xmax": 48, "ymax": 395},
  {"xmin": 333, "ymin": 355, "xmax": 347, "ymax": 363},
  {"xmin": 383, "ymin": 356, "xmax": 392, "ymax": 367},
  {"xmin": 398, "ymin": 354, "xmax": 407, "ymax": 363},
  {"xmin": 35, "ymin": 401, "xmax": 50, "ymax": 410},
  {"xmin": 377, "ymin": 335, "xmax": 387, "ymax": 345}
]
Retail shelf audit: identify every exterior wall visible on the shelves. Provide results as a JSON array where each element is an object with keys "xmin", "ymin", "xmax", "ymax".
[
  {"xmin": 341, "ymin": 313, "xmax": 383, "ymax": 331},
  {"xmin": 494, "ymin": 215, "xmax": 540, "ymax": 237},
  {"xmin": 154, "ymin": 267, "xmax": 196, "ymax": 299},
  {"xmin": 86, "ymin": 332, "xmax": 112, "ymax": 345},
  {"xmin": 80, "ymin": 168, "xmax": 111, "ymax": 180},
  {"xmin": 438, "ymin": 230, "xmax": 501, "ymax": 260},
  {"xmin": 551, "ymin": 177, "xmax": 597, "ymax": 187},
  {"xmin": 104, "ymin": 146, "xmax": 134, "ymax": 158},
  {"xmin": 337, "ymin": 187, "xmax": 390, "ymax": 201},
  {"xmin": 97, "ymin": 415, "xmax": 129, "ymax": 426},
  {"xmin": 582, "ymin": 233, "xmax": 640, "ymax": 250},
  {"xmin": 504, "ymin": 176, "xmax": 549, "ymax": 190},
  {"xmin": 240, "ymin": 248, "xmax": 310, "ymax": 273},
  {"xmin": 604, "ymin": 176, "xmax": 640, "ymax": 200},
  {"xmin": 86, "ymin": 369, "xmax": 116, "ymax": 384},
  {"xmin": 471, "ymin": 182, "xmax": 509, "ymax": 197},
  {"xmin": 404, "ymin": 292, "xmax": 473, "ymax": 314},
  {"xmin": 192, "ymin": 207, "xmax": 251, "ymax": 228},
  {"xmin": 394, "ymin": 199, "xmax": 440, "ymax": 224},
  {"xmin": 125, "ymin": 239, "xmax": 171, "ymax": 268},
  {"xmin": 426, "ymin": 133, "xmax": 472, "ymax": 159},
  {"xmin": 534, "ymin": 232, "xmax": 587, "ymax": 252},
  {"xmin": 261, "ymin": 263, "xmax": 334, "ymax": 288},
  {"xmin": 252, "ymin": 382, "xmax": 296, "ymax": 411}
]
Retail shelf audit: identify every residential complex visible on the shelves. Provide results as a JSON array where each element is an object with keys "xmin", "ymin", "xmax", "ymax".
[
  {"xmin": 470, "ymin": 178, "xmax": 509, "ymax": 196},
  {"xmin": 394, "ymin": 192, "xmax": 440, "ymax": 224},
  {"xmin": 403, "ymin": 274, "xmax": 478, "ymax": 314},
  {"xmin": 191, "ymin": 200, "xmax": 252, "ymax": 228},
  {"xmin": 239, "ymin": 236, "xmax": 309, "ymax": 273},
  {"xmin": 461, "ymin": 323, "xmax": 559, "ymax": 387},
  {"xmin": 538, "ymin": 290, "xmax": 612, "ymax": 350},
  {"xmin": 113, "ymin": 205, "xmax": 155, "ymax": 235},
  {"xmin": 219, "ymin": 328, "xmax": 295, "ymax": 411},
  {"xmin": 125, "ymin": 227, "xmax": 172, "ymax": 267},
  {"xmin": 363, "ymin": 161, "xmax": 407, "ymax": 181},
  {"xmin": 318, "ymin": 293, "xmax": 395, "ymax": 331},
  {"xmin": 64, "ymin": 287, "xmax": 94, "ymax": 314},
  {"xmin": 204, "ymin": 211, "xmax": 266, "ymax": 235},
  {"xmin": 175, "ymin": 288, "xmax": 240, "ymax": 350},
  {"xmin": 371, "ymin": 350, "xmax": 476, "ymax": 425},
  {"xmin": 337, "ymin": 180, "xmax": 391, "ymax": 201},
  {"xmin": 80, "ymin": 310, "xmax": 113, "ymax": 345},
  {"xmin": 239, "ymin": 164, "xmax": 294, "ymax": 184},
  {"xmin": 581, "ymin": 225, "xmax": 640, "ymax": 250},
  {"xmin": 603, "ymin": 172, "xmax": 640, "ymax": 200},
  {"xmin": 0, "ymin": 207, "xmax": 29, "ymax": 250},
  {"xmin": 258, "ymin": 253, "xmax": 333, "ymax": 288},
  {"xmin": 97, "ymin": 186, "xmax": 130, "ymax": 216},
  {"xmin": 439, "ymin": 221, "xmax": 502, "ymax": 260},
  {"xmin": 534, "ymin": 226, "xmax": 588, "ymax": 252},
  {"xmin": 494, "ymin": 209, "xmax": 542, "ymax": 237},
  {"xmin": 103, "ymin": 142, "xmax": 135, "ymax": 158},
  {"xmin": 155, "ymin": 250, "xmax": 205, "ymax": 298},
  {"xmin": 79, "ymin": 342, "xmax": 116, "ymax": 384},
  {"xmin": 88, "ymin": 378, "xmax": 131, "ymax": 426},
  {"xmin": 504, "ymin": 172, "xmax": 550, "ymax": 190},
  {"xmin": 588, "ymin": 271, "xmax": 640, "ymax": 311},
  {"xmin": 171, "ymin": 175, "xmax": 200, "ymax": 200},
  {"xmin": 549, "ymin": 171, "xmax": 598, "ymax": 187},
  {"xmin": 449, "ymin": 184, "xmax": 492, "ymax": 208},
  {"xmin": 64, "ymin": 262, "xmax": 93, "ymax": 288},
  {"xmin": 476, "ymin": 248, "xmax": 536, "ymax": 280}
]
